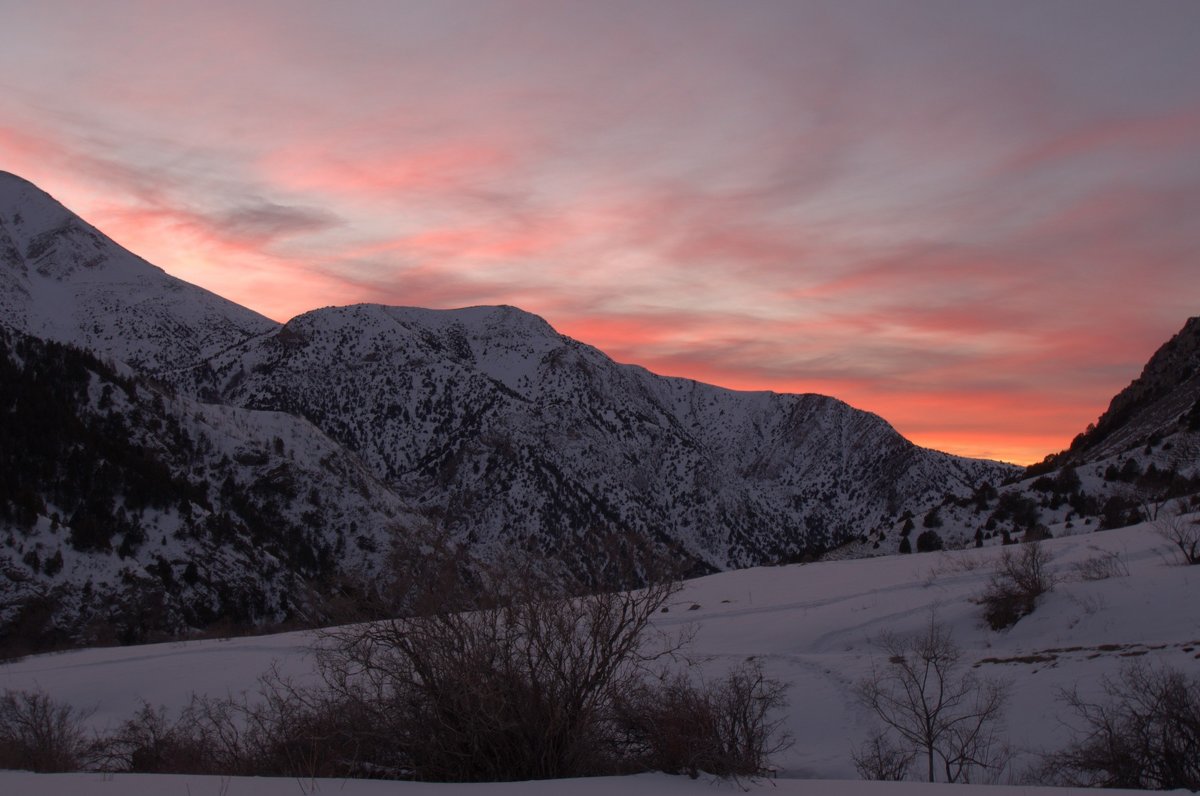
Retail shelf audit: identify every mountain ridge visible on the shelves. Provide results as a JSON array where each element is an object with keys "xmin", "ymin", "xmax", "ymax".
[{"xmin": 197, "ymin": 299, "xmax": 1011, "ymax": 574}]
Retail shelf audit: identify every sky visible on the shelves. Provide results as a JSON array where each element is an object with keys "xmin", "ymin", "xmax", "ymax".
[{"xmin": 1, "ymin": 0, "xmax": 1198, "ymax": 464}]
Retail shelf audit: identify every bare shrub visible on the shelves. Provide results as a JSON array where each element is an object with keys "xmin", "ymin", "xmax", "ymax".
[
  {"xmin": 978, "ymin": 541, "xmax": 1055, "ymax": 630},
  {"xmin": 107, "ymin": 600, "xmax": 787, "ymax": 783},
  {"xmin": 0, "ymin": 689, "xmax": 100, "ymax": 772},
  {"xmin": 314, "ymin": 570, "xmax": 696, "ymax": 781},
  {"xmin": 854, "ymin": 617, "xmax": 1009, "ymax": 783},
  {"xmin": 1039, "ymin": 662, "xmax": 1200, "ymax": 790},
  {"xmin": 1071, "ymin": 549, "xmax": 1130, "ymax": 581},
  {"xmin": 618, "ymin": 661, "xmax": 791, "ymax": 778},
  {"xmin": 852, "ymin": 729, "xmax": 916, "ymax": 781},
  {"xmin": 110, "ymin": 697, "xmax": 243, "ymax": 775},
  {"xmin": 108, "ymin": 702, "xmax": 213, "ymax": 774},
  {"xmin": 1154, "ymin": 509, "xmax": 1200, "ymax": 565},
  {"xmin": 110, "ymin": 680, "xmax": 383, "ymax": 779}
]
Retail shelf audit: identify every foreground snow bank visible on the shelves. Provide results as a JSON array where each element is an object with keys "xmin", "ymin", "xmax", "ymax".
[{"xmin": 0, "ymin": 771, "xmax": 1157, "ymax": 796}]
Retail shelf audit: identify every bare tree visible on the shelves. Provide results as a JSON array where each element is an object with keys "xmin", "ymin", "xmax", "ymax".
[
  {"xmin": 1154, "ymin": 506, "xmax": 1200, "ymax": 565},
  {"xmin": 0, "ymin": 689, "xmax": 101, "ymax": 772},
  {"xmin": 854, "ymin": 617, "xmax": 1009, "ymax": 783},
  {"xmin": 1040, "ymin": 662, "xmax": 1200, "ymax": 790}
]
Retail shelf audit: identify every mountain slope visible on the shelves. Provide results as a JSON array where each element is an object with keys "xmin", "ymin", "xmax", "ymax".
[
  {"xmin": 919, "ymin": 317, "xmax": 1200, "ymax": 551},
  {"xmin": 1058, "ymin": 316, "xmax": 1200, "ymax": 464},
  {"xmin": 194, "ymin": 303, "xmax": 1014, "ymax": 578},
  {"xmin": 0, "ymin": 171, "xmax": 278, "ymax": 378},
  {"xmin": 0, "ymin": 326, "xmax": 413, "ymax": 653}
]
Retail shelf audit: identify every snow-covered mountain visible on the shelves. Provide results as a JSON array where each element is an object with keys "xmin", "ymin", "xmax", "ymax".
[
  {"xmin": 1049, "ymin": 315, "xmax": 1200, "ymax": 466},
  {"xmin": 0, "ymin": 326, "xmax": 414, "ymax": 652},
  {"xmin": 1, "ymin": 171, "xmax": 1022, "ymax": 644},
  {"xmin": 195, "ymin": 302, "xmax": 1011, "ymax": 578},
  {"xmin": 0, "ymin": 171, "xmax": 277, "ymax": 377}
]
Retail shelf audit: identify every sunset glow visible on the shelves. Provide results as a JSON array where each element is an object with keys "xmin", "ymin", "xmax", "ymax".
[{"xmin": 3, "ymin": 0, "xmax": 1199, "ymax": 464}]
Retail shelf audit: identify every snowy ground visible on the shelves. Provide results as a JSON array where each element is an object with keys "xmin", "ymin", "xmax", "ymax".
[
  {"xmin": 0, "ymin": 770, "xmax": 1158, "ymax": 795},
  {"xmin": 3, "ymin": 520, "xmax": 1197, "ymax": 794}
]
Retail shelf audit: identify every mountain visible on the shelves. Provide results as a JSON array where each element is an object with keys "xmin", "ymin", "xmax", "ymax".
[
  {"xmin": 0, "ymin": 325, "xmax": 414, "ymax": 654},
  {"xmin": 1053, "ymin": 316, "xmax": 1200, "ymax": 465},
  {"xmin": 0, "ymin": 171, "xmax": 278, "ymax": 377},
  {"xmin": 920, "ymin": 319, "xmax": 1200, "ymax": 550},
  {"xmin": 0, "ymin": 171, "xmax": 1021, "ymax": 646},
  {"xmin": 190, "ymin": 302, "xmax": 1013, "ymax": 578}
]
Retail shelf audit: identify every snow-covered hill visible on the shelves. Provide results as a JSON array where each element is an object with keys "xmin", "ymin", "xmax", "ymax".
[{"xmin": 3, "ymin": 520, "xmax": 1193, "ymax": 793}]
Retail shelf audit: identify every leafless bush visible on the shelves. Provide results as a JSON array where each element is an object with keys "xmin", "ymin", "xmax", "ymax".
[
  {"xmin": 1039, "ymin": 662, "xmax": 1200, "ymax": 790},
  {"xmin": 108, "ymin": 698, "xmax": 240, "ymax": 775},
  {"xmin": 314, "ymin": 569, "xmax": 698, "ymax": 781},
  {"xmin": 1071, "ymin": 549, "xmax": 1130, "ymax": 581},
  {"xmin": 9, "ymin": 558, "xmax": 791, "ymax": 782},
  {"xmin": 1154, "ymin": 509, "xmax": 1200, "ymax": 565},
  {"xmin": 978, "ymin": 541, "xmax": 1055, "ymax": 630},
  {"xmin": 854, "ymin": 617, "xmax": 1009, "ymax": 783},
  {"xmin": 107, "ymin": 702, "xmax": 201, "ymax": 773},
  {"xmin": 851, "ymin": 729, "xmax": 916, "ymax": 781},
  {"xmin": 109, "ymin": 680, "xmax": 381, "ymax": 779},
  {"xmin": 0, "ymin": 689, "xmax": 101, "ymax": 772},
  {"xmin": 617, "ymin": 661, "xmax": 791, "ymax": 778}
]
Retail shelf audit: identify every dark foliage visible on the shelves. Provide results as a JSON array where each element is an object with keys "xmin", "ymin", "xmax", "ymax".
[
  {"xmin": 0, "ymin": 327, "xmax": 353, "ymax": 653},
  {"xmin": 915, "ymin": 530, "xmax": 943, "ymax": 553}
]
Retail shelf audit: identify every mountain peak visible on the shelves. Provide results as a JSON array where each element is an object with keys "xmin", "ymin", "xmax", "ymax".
[
  {"xmin": 0, "ymin": 170, "xmax": 40, "ymax": 192},
  {"xmin": 0, "ymin": 172, "xmax": 277, "ymax": 374},
  {"xmin": 0, "ymin": 171, "xmax": 79, "ymax": 238}
]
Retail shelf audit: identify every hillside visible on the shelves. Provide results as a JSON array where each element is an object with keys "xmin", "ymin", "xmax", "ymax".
[
  {"xmin": 1057, "ymin": 315, "xmax": 1200, "ymax": 464},
  {"xmin": 0, "ymin": 326, "xmax": 413, "ymax": 653}
]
